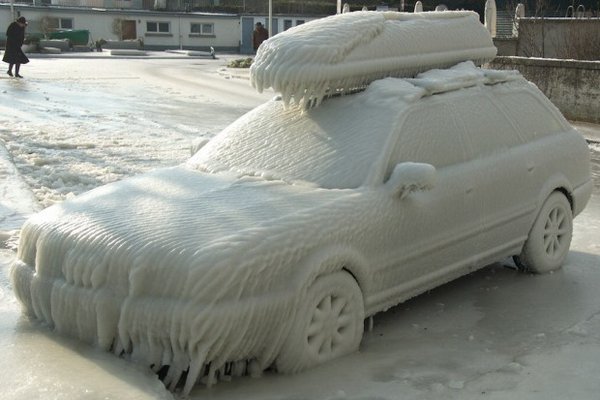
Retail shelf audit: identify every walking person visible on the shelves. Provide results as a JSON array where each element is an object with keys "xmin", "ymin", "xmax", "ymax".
[
  {"xmin": 3, "ymin": 16, "xmax": 30, "ymax": 78},
  {"xmin": 252, "ymin": 22, "xmax": 269, "ymax": 52}
]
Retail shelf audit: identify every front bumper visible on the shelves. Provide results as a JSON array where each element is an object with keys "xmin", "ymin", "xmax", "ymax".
[{"xmin": 11, "ymin": 257, "xmax": 295, "ymax": 390}]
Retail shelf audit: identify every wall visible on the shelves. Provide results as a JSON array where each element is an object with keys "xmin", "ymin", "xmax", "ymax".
[
  {"xmin": 515, "ymin": 18, "xmax": 600, "ymax": 60},
  {"xmin": 50, "ymin": 0, "xmax": 144, "ymax": 9},
  {"xmin": 493, "ymin": 37, "xmax": 518, "ymax": 56},
  {"xmin": 488, "ymin": 56, "xmax": 600, "ymax": 124},
  {"xmin": 0, "ymin": 4, "xmax": 240, "ymax": 51}
]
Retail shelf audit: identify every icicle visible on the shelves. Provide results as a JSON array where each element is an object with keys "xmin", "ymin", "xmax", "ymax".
[
  {"xmin": 182, "ymin": 351, "xmax": 207, "ymax": 396},
  {"xmin": 160, "ymin": 338, "xmax": 173, "ymax": 368},
  {"xmin": 113, "ymin": 336, "xmax": 125, "ymax": 356},
  {"xmin": 165, "ymin": 365, "xmax": 184, "ymax": 392},
  {"xmin": 248, "ymin": 359, "xmax": 262, "ymax": 378},
  {"xmin": 202, "ymin": 363, "xmax": 218, "ymax": 387},
  {"xmin": 232, "ymin": 360, "xmax": 247, "ymax": 377}
]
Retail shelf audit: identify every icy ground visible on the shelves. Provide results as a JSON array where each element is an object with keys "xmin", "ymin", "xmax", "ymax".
[{"xmin": 1, "ymin": 57, "xmax": 600, "ymax": 400}]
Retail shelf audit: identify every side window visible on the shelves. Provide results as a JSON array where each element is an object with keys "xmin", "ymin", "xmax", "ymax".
[
  {"xmin": 450, "ymin": 91, "xmax": 522, "ymax": 159},
  {"xmin": 495, "ymin": 90, "xmax": 565, "ymax": 142},
  {"xmin": 387, "ymin": 98, "xmax": 466, "ymax": 178}
]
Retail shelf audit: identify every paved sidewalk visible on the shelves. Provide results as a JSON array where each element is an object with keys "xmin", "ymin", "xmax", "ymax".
[{"xmin": 23, "ymin": 49, "xmax": 223, "ymax": 60}]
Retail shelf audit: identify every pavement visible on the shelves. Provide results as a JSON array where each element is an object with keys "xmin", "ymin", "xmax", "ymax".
[
  {"xmin": 572, "ymin": 121, "xmax": 600, "ymax": 143},
  {"xmin": 25, "ymin": 48, "xmax": 222, "ymax": 60}
]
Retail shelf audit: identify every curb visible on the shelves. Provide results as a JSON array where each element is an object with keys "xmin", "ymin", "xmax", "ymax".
[{"xmin": 217, "ymin": 67, "xmax": 251, "ymax": 80}]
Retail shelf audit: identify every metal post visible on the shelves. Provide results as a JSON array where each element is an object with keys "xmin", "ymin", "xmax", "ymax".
[
  {"xmin": 268, "ymin": 0, "xmax": 272, "ymax": 38},
  {"xmin": 178, "ymin": 16, "xmax": 182, "ymax": 50}
]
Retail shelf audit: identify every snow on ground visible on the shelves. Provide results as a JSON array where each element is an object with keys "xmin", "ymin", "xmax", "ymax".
[
  {"xmin": 1, "ymin": 57, "xmax": 600, "ymax": 400},
  {"xmin": 0, "ymin": 56, "xmax": 270, "ymax": 209}
]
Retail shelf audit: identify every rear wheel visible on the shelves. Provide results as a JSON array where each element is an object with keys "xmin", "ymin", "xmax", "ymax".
[
  {"xmin": 277, "ymin": 271, "xmax": 364, "ymax": 373},
  {"xmin": 514, "ymin": 191, "xmax": 573, "ymax": 273}
]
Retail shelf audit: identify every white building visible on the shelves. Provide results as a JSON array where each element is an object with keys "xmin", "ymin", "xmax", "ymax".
[{"xmin": 0, "ymin": 3, "xmax": 318, "ymax": 53}]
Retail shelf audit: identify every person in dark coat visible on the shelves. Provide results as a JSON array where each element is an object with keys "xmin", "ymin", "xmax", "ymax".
[
  {"xmin": 3, "ymin": 16, "xmax": 30, "ymax": 78},
  {"xmin": 252, "ymin": 22, "xmax": 269, "ymax": 52}
]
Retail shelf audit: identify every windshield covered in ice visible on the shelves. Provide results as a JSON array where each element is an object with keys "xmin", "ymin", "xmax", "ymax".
[{"xmin": 188, "ymin": 84, "xmax": 412, "ymax": 189}]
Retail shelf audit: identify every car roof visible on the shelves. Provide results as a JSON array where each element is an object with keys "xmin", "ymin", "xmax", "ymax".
[{"xmin": 314, "ymin": 61, "xmax": 525, "ymax": 109}]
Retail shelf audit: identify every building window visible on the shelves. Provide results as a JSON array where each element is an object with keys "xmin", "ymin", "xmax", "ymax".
[
  {"xmin": 147, "ymin": 21, "xmax": 170, "ymax": 34},
  {"xmin": 59, "ymin": 18, "xmax": 73, "ymax": 29},
  {"xmin": 284, "ymin": 19, "xmax": 293, "ymax": 31},
  {"xmin": 42, "ymin": 17, "xmax": 73, "ymax": 30},
  {"xmin": 296, "ymin": 20, "xmax": 305, "ymax": 26},
  {"xmin": 190, "ymin": 23, "xmax": 214, "ymax": 36}
]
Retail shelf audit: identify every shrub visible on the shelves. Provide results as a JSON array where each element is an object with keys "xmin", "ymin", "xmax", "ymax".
[{"xmin": 227, "ymin": 57, "xmax": 254, "ymax": 68}]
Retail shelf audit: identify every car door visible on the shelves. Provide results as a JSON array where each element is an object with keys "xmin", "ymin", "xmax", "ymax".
[
  {"xmin": 367, "ymin": 95, "xmax": 486, "ymax": 312},
  {"xmin": 448, "ymin": 87, "xmax": 536, "ymax": 262}
]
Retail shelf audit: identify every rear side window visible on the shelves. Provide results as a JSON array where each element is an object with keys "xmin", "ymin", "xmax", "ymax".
[
  {"xmin": 450, "ymin": 89, "xmax": 523, "ymax": 159},
  {"xmin": 495, "ymin": 91, "xmax": 565, "ymax": 141}
]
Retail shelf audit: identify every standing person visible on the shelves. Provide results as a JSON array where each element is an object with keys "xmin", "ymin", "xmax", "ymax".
[
  {"xmin": 3, "ymin": 16, "xmax": 30, "ymax": 78},
  {"xmin": 252, "ymin": 22, "xmax": 269, "ymax": 52}
]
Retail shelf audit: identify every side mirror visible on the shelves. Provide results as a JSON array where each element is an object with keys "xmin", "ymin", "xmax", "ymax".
[
  {"xmin": 387, "ymin": 162, "xmax": 436, "ymax": 199},
  {"xmin": 190, "ymin": 137, "xmax": 210, "ymax": 156}
]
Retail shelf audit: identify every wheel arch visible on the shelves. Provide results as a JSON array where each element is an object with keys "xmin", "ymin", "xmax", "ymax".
[
  {"xmin": 293, "ymin": 245, "xmax": 372, "ymax": 300},
  {"xmin": 537, "ymin": 175, "xmax": 574, "ymax": 214},
  {"xmin": 555, "ymin": 186, "xmax": 574, "ymax": 213}
]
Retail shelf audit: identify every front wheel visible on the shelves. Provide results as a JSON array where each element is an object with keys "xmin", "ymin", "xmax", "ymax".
[
  {"xmin": 514, "ymin": 191, "xmax": 573, "ymax": 273},
  {"xmin": 277, "ymin": 271, "xmax": 364, "ymax": 373}
]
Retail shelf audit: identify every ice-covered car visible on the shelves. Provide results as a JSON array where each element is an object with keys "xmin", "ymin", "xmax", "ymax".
[
  {"xmin": 10, "ymin": 12, "xmax": 592, "ymax": 396},
  {"xmin": 11, "ymin": 61, "xmax": 592, "ymax": 393}
]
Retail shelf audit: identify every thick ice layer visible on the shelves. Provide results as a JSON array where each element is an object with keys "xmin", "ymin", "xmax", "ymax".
[
  {"xmin": 11, "ymin": 78, "xmax": 422, "ymax": 394},
  {"xmin": 11, "ymin": 167, "xmax": 347, "ymax": 393},
  {"xmin": 250, "ymin": 11, "xmax": 497, "ymax": 106},
  {"xmin": 10, "ymin": 62, "xmax": 591, "ymax": 395}
]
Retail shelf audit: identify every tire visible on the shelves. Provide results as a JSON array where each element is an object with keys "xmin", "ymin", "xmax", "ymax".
[
  {"xmin": 277, "ymin": 271, "xmax": 364, "ymax": 373},
  {"xmin": 514, "ymin": 191, "xmax": 573, "ymax": 274}
]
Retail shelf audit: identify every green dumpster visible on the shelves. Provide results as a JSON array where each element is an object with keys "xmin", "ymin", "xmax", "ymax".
[{"xmin": 49, "ymin": 30, "xmax": 90, "ymax": 46}]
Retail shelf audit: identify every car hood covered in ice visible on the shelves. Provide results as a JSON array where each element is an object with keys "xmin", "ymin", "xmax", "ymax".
[
  {"xmin": 17, "ymin": 166, "xmax": 346, "ymax": 279},
  {"xmin": 13, "ymin": 165, "xmax": 364, "ymax": 389}
]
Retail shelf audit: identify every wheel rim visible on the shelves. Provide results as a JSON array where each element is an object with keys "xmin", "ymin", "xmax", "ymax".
[
  {"xmin": 543, "ymin": 204, "xmax": 570, "ymax": 258},
  {"xmin": 306, "ymin": 293, "xmax": 354, "ymax": 359}
]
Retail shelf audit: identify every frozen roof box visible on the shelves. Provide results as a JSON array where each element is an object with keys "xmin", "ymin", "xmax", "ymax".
[{"xmin": 250, "ymin": 11, "xmax": 497, "ymax": 106}]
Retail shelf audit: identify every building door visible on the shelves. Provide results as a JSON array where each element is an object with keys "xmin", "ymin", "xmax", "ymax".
[
  {"xmin": 269, "ymin": 18, "xmax": 279, "ymax": 36},
  {"xmin": 122, "ymin": 20, "xmax": 137, "ymax": 40},
  {"xmin": 241, "ymin": 17, "xmax": 254, "ymax": 54}
]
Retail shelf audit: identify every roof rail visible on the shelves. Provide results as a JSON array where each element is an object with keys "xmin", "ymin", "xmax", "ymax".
[{"xmin": 407, "ymin": 61, "xmax": 522, "ymax": 96}]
